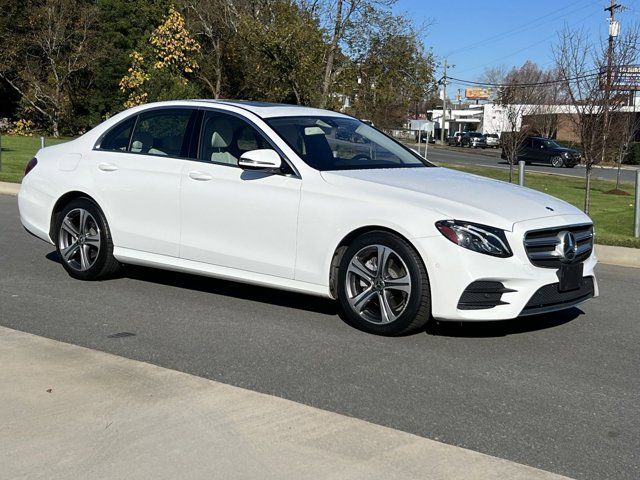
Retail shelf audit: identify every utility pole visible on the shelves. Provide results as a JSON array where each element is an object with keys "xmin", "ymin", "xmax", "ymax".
[
  {"xmin": 440, "ymin": 60, "xmax": 448, "ymax": 143},
  {"xmin": 603, "ymin": 1, "xmax": 622, "ymax": 162}
]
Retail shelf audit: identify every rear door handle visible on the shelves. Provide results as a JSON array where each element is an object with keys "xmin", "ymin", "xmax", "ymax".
[
  {"xmin": 188, "ymin": 171, "xmax": 213, "ymax": 181},
  {"xmin": 98, "ymin": 162, "xmax": 118, "ymax": 172}
]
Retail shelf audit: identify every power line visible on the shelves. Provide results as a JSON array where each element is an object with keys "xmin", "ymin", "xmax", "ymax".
[
  {"xmin": 452, "ymin": 6, "xmax": 603, "ymax": 77},
  {"xmin": 448, "ymin": 71, "xmax": 601, "ymax": 88},
  {"xmin": 445, "ymin": 0, "xmax": 600, "ymax": 58}
]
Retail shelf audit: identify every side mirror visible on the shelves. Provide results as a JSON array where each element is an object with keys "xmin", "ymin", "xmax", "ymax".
[{"xmin": 238, "ymin": 149, "xmax": 282, "ymax": 171}]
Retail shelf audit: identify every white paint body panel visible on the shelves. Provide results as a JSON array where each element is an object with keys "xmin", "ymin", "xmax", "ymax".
[{"xmin": 18, "ymin": 100, "xmax": 598, "ymax": 321}]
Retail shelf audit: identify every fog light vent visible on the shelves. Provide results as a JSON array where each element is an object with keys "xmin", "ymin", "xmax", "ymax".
[{"xmin": 457, "ymin": 281, "xmax": 516, "ymax": 310}]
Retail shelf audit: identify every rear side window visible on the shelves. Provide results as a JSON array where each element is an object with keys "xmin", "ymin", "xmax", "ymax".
[
  {"xmin": 130, "ymin": 109, "xmax": 193, "ymax": 157},
  {"xmin": 99, "ymin": 117, "xmax": 136, "ymax": 151}
]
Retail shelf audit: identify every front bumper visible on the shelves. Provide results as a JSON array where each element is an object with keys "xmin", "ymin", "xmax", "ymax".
[{"xmin": 413, "ymin": 216, "xmax": 598, "ymax": 321}]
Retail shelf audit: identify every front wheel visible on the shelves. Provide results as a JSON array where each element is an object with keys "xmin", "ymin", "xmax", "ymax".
[
  {"xmin": 551, "ymin": 155, "xmax": 564, "ymax": 168},
  {"xmin": 55, "ymin": 198, "xmax": 120, "ymax": 280},
  {"xmin": 337, "ymin": 231, "xmax": 431, "ymax": 336}
]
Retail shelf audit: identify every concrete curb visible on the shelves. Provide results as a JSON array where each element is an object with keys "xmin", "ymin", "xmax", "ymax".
[
  {"xmin": 596, "ymin": 244, "xmax": 640, "ymax": 268},
  {"xmin": 0, "ymin": 325, "xmax": 571, "ymax": 480},
  {"xmin": 0, "ymin": 181, "xmax": 20, "ymax": 195}
]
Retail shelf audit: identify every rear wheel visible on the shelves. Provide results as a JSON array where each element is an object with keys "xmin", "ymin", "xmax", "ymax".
[
  {"xmin": 337, "ymin": 231, "xmax": 431, "ymax": 336},
  {"xmin": 55, "ymin": 198, "xmax": 120, "ymax": 280},
  {"xmin": 551, "ymin": 155, "xmax": 564, "ymax": 168}
]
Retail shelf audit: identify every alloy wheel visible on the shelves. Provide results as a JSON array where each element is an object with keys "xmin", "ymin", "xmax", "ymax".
[
  {"xmin": 551, "ymin": 156, "xmax": 564, "ymax": 168},
  {"xmin": 58, "ymin": 208, "xmax": 101, "ymax": 271},
  {"xmin": 345, "ymin": 244, "xmax": 412, "ymax": 325}
]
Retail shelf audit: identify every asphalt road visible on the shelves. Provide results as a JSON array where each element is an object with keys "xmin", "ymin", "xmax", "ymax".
[
  {"xmin": 415, "ymin": 144, "xmax": 640, "ymax": 184},
  {"xmin": 1, "ymin": 194, "xmax": 638, "ymax": 480}
]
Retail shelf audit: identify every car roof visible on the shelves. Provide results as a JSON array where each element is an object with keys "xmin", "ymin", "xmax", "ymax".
[{"xmin": 190, "ymin": 99, "xmax": 350, "ymax": 119}]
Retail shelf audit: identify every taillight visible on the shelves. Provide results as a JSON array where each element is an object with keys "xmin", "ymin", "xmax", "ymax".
[{"xmin": 24, "ymin": 157, "xmax": 38, "ymax": 176}]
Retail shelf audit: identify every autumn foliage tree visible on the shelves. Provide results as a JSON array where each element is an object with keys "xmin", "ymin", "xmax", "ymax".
[{"xmin": 120, "ymin": 5, "xmax": 201, "ymax": 108}]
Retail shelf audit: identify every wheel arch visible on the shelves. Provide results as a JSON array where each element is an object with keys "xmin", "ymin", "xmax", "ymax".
[
  {"xmin": 328, "ymin": 225, "xmax": 427, "ymax": 298},
  {"xmin": 49, "ymin": 191, "xmax": 105, "ymax": 241}
]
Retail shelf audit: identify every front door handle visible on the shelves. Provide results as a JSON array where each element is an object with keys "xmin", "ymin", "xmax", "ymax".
[
  {"xmin": 188, "ymin": 171, "xmax": 213, "ymax": 181},
  {"xmin": 98, "ymin": 162, "xmax": 118, "ymax": 172}
]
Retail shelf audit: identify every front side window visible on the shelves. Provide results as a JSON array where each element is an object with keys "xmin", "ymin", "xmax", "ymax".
[
  {"xmin": 266, "ymin": 116, "xmax": 431, "ymax": 171},
  {"xmin": 129, "ymin": 108, "xmax": 192, "ymax": 157},
  {"xmin": 199, "ymin": 111, "xmax": 272, "ymax": 167}
]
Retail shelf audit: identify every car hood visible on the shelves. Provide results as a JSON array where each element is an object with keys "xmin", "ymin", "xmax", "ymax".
[{"xmin": 321, "ymin": 167, "xmax": 583, "ymax": 231}]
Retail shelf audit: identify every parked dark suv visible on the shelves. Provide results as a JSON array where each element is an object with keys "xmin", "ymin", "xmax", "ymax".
[{"xmin": 501, "ymin": 137, "xmax": 581, "ymax": 168}]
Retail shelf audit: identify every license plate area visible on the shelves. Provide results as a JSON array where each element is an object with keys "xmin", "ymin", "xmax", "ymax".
[{"xmin": 557, "ymin": 263, "xmax": 583, "ymax": 292}]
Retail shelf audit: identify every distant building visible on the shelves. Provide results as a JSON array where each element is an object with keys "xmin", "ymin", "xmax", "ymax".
[{"xmin": 428, "ymin": 98, "xmax": 640, "ymax": 142}]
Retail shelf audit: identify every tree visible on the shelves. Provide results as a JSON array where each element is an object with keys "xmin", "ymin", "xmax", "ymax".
[
  {"xmin": 0, "ymin": 0, "xmax": 98, "ymax": 136},
  {"xmin": 224, "ymin": 0, "xmax": 326, "ymax": 105},
  {"xmin": 310, "ymin": 0, "xmax": 395, "ymax": 108},
  {"xmin": 498, "ymin": 62, "xmax": 556, "ymax": 183},
  {"xmin": 91, "ymin": 0, "xmax": 172, "ymax": 119},
  {"xmin": 184, "ymin": 0, "xmax": 238, "ymax": 99},
  {"xmin": 343, "ymin": 7, "xmax": 435, "ymax": 127},
  {"xmin": 119, "ymin": 5, "xmax": 201, "ymax": 108},
  {"xmin": 554, "ymin": 24, "xmax": 640, "ymax": 213}
]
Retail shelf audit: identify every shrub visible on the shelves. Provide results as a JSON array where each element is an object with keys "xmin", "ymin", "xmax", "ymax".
[
  {"xmin": 623, "ymin": 142, "xmax": 640, "ymax": 165},
  {"xmin": 6, "ymin": 119, "xmax": 36, "ymax": 136}
]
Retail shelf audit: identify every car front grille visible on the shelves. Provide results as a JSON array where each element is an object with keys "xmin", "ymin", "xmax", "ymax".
[{"xmin": 523, "ymin": 224, "xmax": 593, "ymax": 268}]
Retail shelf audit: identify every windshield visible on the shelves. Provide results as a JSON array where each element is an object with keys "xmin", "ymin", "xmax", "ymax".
[{"xmin": 266, "ymin": 116, "xmax": 432, "ymax": 171}]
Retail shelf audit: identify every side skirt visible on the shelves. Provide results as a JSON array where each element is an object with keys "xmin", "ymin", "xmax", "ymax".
[{"xmin": 113, "ymin": 247, "xmax": 333, "ymax": 299}]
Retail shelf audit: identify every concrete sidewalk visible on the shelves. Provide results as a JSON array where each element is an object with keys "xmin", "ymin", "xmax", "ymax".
[{"xmin": 0, "ymin": 326, "xmax": 571, "ymax": 480}]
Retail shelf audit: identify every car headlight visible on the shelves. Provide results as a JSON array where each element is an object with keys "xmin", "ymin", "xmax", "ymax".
[
  {"xmin": 435, "ymin": 220, "xmax": 513, "ymax": 258},
  {"xmin": 563, "ymin": 151, "xmax": 571, "ymax": 157}
]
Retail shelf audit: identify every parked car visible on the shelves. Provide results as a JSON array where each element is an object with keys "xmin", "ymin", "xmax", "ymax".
[
  {"xmin": 501, "ymin": 137, "xmax": 581, "ymax": 168},
  {"xmin": 461, "ymin": 131, "xmax": 487, "ymax": 148},
  {"xmin": 19, "ymin": 100, "xmax": 597, "ymax": 336},
  {"xmin": 484, "ymin": 133, "xmax": 500, "ymax": 148},
  {"xmin": 448, "ymin": 132, "xmax": 464, "ymax": 146},
  {"xmin": 414, "ymin": 132, "xmax": 431, "ymax": 143}
]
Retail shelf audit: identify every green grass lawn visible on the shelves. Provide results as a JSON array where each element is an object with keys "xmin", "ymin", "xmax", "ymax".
[
  {"xmin": 0, "ymin": 134, "xmax": 70, "ymax": 183},
  {"xmin": 444, "ymin": 164, "xmax": 640, "ymax": 249},
  {"xmin": 1, "ymin": 135, "xmax": 638, "ymax": 248}
]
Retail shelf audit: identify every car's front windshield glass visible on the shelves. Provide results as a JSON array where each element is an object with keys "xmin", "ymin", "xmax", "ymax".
[{"xmin": 266, "ymin": 116, "xmax": 433, "ymax": 171}]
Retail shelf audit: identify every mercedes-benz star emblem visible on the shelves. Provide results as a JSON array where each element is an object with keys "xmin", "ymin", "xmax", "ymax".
[{"xmin": 556, "ymin": 231, "xmax": 578, "ymax": 262}]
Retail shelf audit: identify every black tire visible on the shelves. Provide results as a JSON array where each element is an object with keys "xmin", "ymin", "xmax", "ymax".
[
  {"xmin": 337, "ymin": 231, "xmax": 431, "ymax": 336},
  {"xmin": 55, "ymin": 197, "xmax": 120, "ymax": 280}
]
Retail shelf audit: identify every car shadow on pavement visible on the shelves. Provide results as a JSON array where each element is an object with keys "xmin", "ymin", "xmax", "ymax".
[
  {"xmin": 46, "ymin": 251, "xmax": 583, "ymax": 335},
  {"xmin": 426, "ymin": 307, "xmax": 584, "ymax": 338},
  {"xmin": 126, "ymin": 266, "xmax": 339, "ymax": 315},
  {"xmin": 51, "ymin": 251, "xmax": 340, "ymax": 317}
]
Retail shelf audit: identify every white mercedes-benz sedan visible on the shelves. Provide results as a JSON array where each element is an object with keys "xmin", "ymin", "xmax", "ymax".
[{"xmin": 18, "ymin": 100, "xmax": 598, "ymax": 335}]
